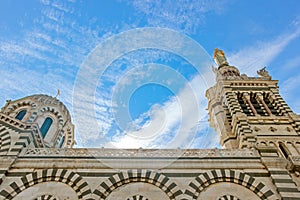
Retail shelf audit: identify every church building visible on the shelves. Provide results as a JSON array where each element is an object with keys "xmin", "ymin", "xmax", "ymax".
[{"xmin": 0, "ymin": 49, "xmax": 299, "ymax": 199}]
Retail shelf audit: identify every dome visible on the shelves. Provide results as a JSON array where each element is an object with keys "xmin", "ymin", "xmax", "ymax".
[{"xmin": 1, "ymin": 94, "xmax": 75, "ymax": 148}]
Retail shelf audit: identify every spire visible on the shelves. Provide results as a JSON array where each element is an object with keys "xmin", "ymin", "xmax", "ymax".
[{"xmin": 213, "ymin": 48, "xmax": 240, "ymax": 78}]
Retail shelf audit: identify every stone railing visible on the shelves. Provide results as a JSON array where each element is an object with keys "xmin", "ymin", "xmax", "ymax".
[{"xmin": 19, "ymin": 148, "xmax": 259, "ymax": 159}]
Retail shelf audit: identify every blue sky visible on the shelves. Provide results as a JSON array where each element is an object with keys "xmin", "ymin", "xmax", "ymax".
[{"xmin": 0, "ymin": 0, "xmax": 300, "ymax": 148}]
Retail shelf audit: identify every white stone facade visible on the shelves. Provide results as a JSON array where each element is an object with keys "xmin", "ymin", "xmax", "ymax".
[{"xmin": 0, "ymin": 49, "xmax": 299, "ymax": 199}]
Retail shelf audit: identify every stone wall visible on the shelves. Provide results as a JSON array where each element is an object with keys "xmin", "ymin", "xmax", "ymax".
[{"xmin": 0, "ymin": 148, "xmax": 283, "ymax": 200}]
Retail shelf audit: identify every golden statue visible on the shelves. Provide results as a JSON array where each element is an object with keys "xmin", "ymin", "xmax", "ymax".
[{"xmin": 213, "ymin": 48, "xmax": 228, "ymax": 67}]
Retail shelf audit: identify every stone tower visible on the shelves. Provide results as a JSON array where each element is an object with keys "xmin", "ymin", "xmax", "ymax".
[
  {"xmin": 206, "ymin": 48, "xmax": 300, "ymax": 198},
  {"xmin": 207, "ymin": 48, "xmax": 300, "ymax": 151}
]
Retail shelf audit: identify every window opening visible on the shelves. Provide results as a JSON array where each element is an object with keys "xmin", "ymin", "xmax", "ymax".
[
  {"xmin": 40, "ymin": 117, "xmax": 53, "ymax": 138},
  {"xmin": 15, "ymin": 110, "xmax": 26, "ymax": 121}
]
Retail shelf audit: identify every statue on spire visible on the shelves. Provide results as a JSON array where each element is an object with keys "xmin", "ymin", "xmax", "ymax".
[{"xmin": 214, "ymin": 48, "xmax": 229, "ymax": 68}]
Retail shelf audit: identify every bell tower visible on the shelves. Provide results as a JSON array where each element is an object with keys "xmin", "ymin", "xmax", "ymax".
[{"xmin": 206, "ymin": 48, "xmax": 300, "ymax": 158}]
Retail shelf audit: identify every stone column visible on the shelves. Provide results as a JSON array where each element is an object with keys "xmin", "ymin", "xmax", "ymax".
[
  {"xmin": 256, "ymin": 93, "xmax": 272, "ymax": 116},
  {"xmin": 242, "ymin": 93, "xmax": 257, "ymax": 115}
]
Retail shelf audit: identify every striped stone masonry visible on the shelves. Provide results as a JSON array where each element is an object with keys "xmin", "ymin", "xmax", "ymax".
[
  {"xmin": 93, "ymin": 169, "xmax": 183, "ymax": 200},
  {"xmin": 184, "ymin": 169, "xmax": 277, "ymax": 200},
  {"xmin": 127, "ymin": 195, "xmax": 149, "ymax": 200},
  {"xmin": 0, "ymin": 124, "xmax": 11, "ymax": 156},
  {"xmin": 0, "ymin": 114, "xmax": 45, "ymax": 154},
  {"xmin": 34, "ymin": 194, "xmax": 57, "ymax": 200},
  {"xmin": 269, "ymin": 168, "xmax": 300, "ymax": 200},
  {"xmin": 219, "ymin": 194, "xmax": 240, "ymax": 200},
  {"xmin": 0, "ymin": 169, "xmax": 92, "ymax": 200}
]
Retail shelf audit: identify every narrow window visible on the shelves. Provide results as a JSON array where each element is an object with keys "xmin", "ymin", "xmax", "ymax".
[
  {"xmin": 15, "ymin": 110, "xmax": 27, "ymax": 121},
  {"xmin": 40, "ymin": 117, "xmax": 53, "ymax": 138},
  {"xmin": 279, "ymin": 143, "xmax": 289, "ymax": 158},
  {"xmin": 58, "ymin": 136, "xmax": 65, "ymax": 148},
  {"xmin": 237, "ymin": 93, "xmax": 251, "ymax": 116}
]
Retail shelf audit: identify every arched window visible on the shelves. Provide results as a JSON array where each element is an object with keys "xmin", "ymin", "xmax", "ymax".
[
  {"xmin": 127, "ymin": 195, "xmax": 149, "ymax": 200},
  {"xmin": 219, "ymin": 194, "xmax": 240, "ymax": 200},
  {"xmin": 40, "ymin": 117, "xmax": 53, "ymax": 138},
  {"xmin": 15, "ymin": 110, "xmax": 27, "ymax": 121},
  {"xmin": 58, "ymin": 135, "xmax": 65, "ymax": 148}
]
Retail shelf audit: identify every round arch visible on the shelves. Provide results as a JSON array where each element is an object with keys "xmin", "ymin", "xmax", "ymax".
[
  {"xmin": 184, "ymin": 169, "xmax": 276, "ymax": 200},
  {"xmin": 33, "ymin": 194, "xmax": 58, "ymax": 200},
  {"xmin": 38, "ymin": 106, "xmax": 74, "ymax": 147},
  {"xmin": 93, "ymin": 169, "xmax": 183, "ymax": 200},
  {"xmin": 5, "ymin": 100, "xmax": 36, "ymax": 116},
  {"xmin": 0, "ymin": 169, "xmax": 92, "ymax": 200},
  {"xmin": 219, "ymin": 194, "xmax": 240, "ymax": 200},
  {"xmin": 127, "ymin": 194, "xmax": 149, "ymax": 200},
  {"xmin": 39, "ymin": 107, "xmax": 64, "ymax": 127}
]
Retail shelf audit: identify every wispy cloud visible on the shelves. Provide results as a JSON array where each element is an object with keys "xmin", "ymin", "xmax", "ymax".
[
  {"xmin": 225, "ymin": 21, "xmax": 300, "ymax": 117},
  {"xmin": 127, "ymin": 0, "xmax": 229, "ymax": 34},
  {"xmin": 227, "ymin": 27, "xmax": 300, "ymax": 76},
  {"xmin": 73, "ymin": 36, "xmax": 215, "ymax": 148},
  {"xmin": 1, "ymin": 0, "xmax": 223, "ymax": 148},
  {"xmin": 107, "ymin": 74, "xmax": 216, "ymax": 149},
  {"xmin": 0, "ymin": 0, "xmax": 111, "ymax": 146}
]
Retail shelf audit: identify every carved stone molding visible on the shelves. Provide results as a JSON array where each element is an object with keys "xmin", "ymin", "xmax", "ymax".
[{"xmin": 20, "ymin": 148, "xmax": 258, "ymax": 158}]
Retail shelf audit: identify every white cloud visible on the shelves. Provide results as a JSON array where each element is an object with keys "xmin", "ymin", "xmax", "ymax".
[
  {"xmin": 72, "ymin": 27, "xmax": 215, "ymax": 147},
  {"xmin": 108, "ymin": 74, "xmax": 216, "ymax": 149}
]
